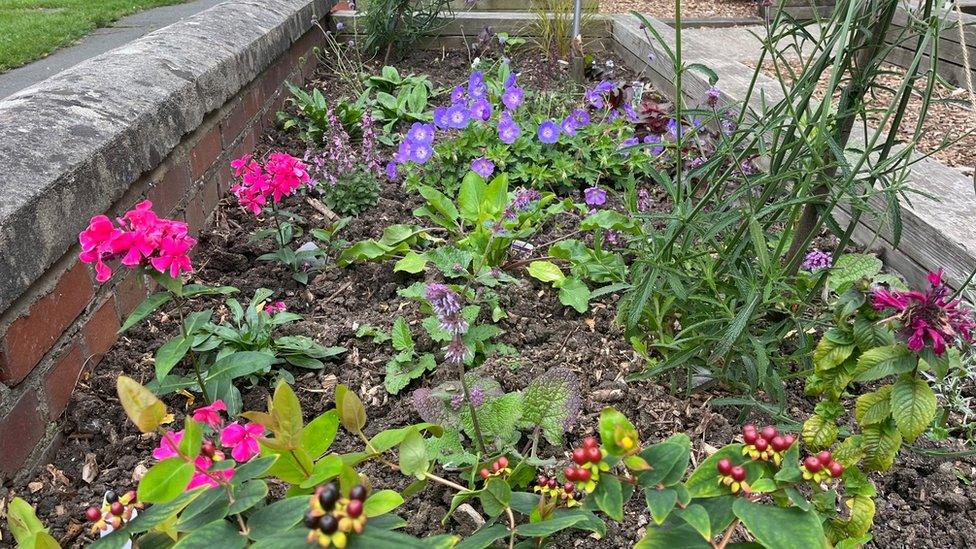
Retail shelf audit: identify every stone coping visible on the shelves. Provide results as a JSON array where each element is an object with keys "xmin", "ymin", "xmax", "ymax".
[{"xmin": 0, "ymin": 0, "xmax": 331, "ymax": 318}]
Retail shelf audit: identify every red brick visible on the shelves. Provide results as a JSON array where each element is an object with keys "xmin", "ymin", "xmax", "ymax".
[
  {"xmin": 220, "ymin": 99, "xmax": 247, "ymax": 149},
  {"xmin": 244, "ymin": 86, "xmax": 263, "ymax": 121},
  {"xmin": 242, "ymin": 128, "xmax": 258, "ymax": 156},
  {"xmin": 43, "ymin": 341, "xmax": 85, "ymax": 419},
  {"xmin": 149, "ymin": 160, "xmax": 191, "ymax": 216},
  {"xmin": 184, "ymin": 189, "xmax": 206, "ymax": 236},
  {"xmin": 0, "ymin": 262, "xmax": 93, "ymax": 385},
  {"xmin": 82, "ymin": 298, "xmax": 119, "ymax": 366},
  {"xmin": 189, "ymin": 125, "xmax": 222, "ymax": 181},
  {"xmin": 0, "ymin": 389, "xmax": 46, "ymax": 476},
  {"xmin": 202, "ymin": 174, "xmax": 221, "ymax": 217},
  {"xmin": 114, "ymin": 270, "xmax": 147, "ymax": 319}
]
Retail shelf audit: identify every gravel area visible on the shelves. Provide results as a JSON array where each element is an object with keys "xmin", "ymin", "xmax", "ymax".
[{"xmin": 601, "ymin": 0, "xmax": 760, "ymax": 19}]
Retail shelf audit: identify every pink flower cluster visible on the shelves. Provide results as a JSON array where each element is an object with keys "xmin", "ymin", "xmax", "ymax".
[
  {"xmin": 230, "ymin": 152, "xmax": 311, "ymax": 215},
  {"xmin": 873, "ymin": 269, "xmax": 975, "ymax": 355},
  {"xmin": 153, "ymin": 400, "xmax": 264, "ymax": 490},
  {"xmin": 78, "ymin": 200, "xmax": 195, "ymax": 283}
]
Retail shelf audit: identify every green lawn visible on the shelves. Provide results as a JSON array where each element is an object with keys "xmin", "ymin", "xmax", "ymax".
[{"xmin": 0, "ymin": 0, "xmax": 187, "ymax": 73}]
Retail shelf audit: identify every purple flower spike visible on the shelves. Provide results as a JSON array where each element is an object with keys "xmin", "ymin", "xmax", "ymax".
[
  {"xmin": 706, "ymin": 86, "xmax": 721, "ymax": 107},
  {"xmin": 801, "ymin": 250, "xmax": 832, "ymax": 272},
  {"xmin": 584, "ymin": 186, "xmax": 607, "ymax": 207},
  {"xmin": 537, "ymin": 120, "xmax": 560, "ymax": 144},
  {"xmin": 471, "ymin": 156, "xmax": 495, "ymax": 178}
]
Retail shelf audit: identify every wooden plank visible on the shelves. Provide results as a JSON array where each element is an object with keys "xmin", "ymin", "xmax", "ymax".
[
  {"xmin": 332, "ymin": 10, "xmax": 612, "ymax": 39},
  {"xmin": 884, "ymin": 42, "xmax": 976, "ymax": 88},
  {"xmin": 449, "ymin": 0, "xmax": 600, "ymax": 11},
  {"xmin": 891, "ymin": 7, "xmax": 976, "ymax": 47}
]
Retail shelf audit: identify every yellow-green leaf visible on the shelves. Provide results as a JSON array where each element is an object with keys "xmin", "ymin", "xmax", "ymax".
[
  {"xmin": 854, "ymin": 385, "xmax": 892, "ymax": 426},
  {"xmin": 801, "ymin": 414, "xmax": 838, "ymax": 451},
  {"xmin": 117, "ymin": 375, "xmax": 167, "ymax": 433},
  {"xmin": 890, "ymin": 377, "xmax": 937, "ymax": 442}
]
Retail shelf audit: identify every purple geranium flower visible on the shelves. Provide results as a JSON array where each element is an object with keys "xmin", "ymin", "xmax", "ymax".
[
  {"xmin": 407, "ymin": 122, "xmax": 435, "ymax": 145},
  {"xmin": 395, "ymin": 139, "xmax": 413, "ymax": 163},
  {"xmin": 445, "ymin": 104, "xmax": 471, "ymax": 129},
  {"xmin": 450, "ymin": 85, "xmax": 466, "ymax": 103},
  {"xmin": 409, "ymin": 143, "xmax": 433, "ymax": 164},
  {"xmin": 561, "ymin": 116, "xmax": 577, "ymax": 136},
  {"xmin": 433, "ymin": 107, "xmax": 449, "ymax": 129},
  {"xmin": 498, "ymin": 112, "xmax": 521, "ymax": 144},
  {"xmin": 502, "ymin": 86, "xmax": 524, "ymax": 111},
  {"xmin": 585, "ymin": 80, "xmax": 615, "ymax": 109},
  {"xmin": 504, "ymin": 72, "xmax": 517, "ymax": 88},
  {"xmin": 468, "ymin": 71, "xmax": 486, "ymax": 99},
  {"xmin": 385, "ymin": 161, "xmax": 398, "ymax": 181},
  {"xmin": 572, "ymin": 109, "xmax": 590, "ymax": 126},
  {"xmin": 471, "ymin": 156, "xmax": 495, "ymax": 178},
  {"xmin": 643, "ymin": 134, "xmax": 664, "ymax": 155},
  {"xmin": 584, "ymin": 186, "xmax": 607, "ymax": 206},
  {"xmin": 537, "ymin": 120, "xmax": 560, "ymax": 144},
  {"xmin": 470, "ymin": 98, "xmax": 492, "ymax": 121}
]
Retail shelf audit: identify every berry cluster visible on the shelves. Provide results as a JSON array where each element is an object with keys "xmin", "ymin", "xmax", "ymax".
[
  {"xmin": 532, "ymin": 472, "xmax": 586, "ymax": 508},
  {"xmin": 716, "ymin": 459, "xmax": 749, "ymax": 494},
  {"xmin": 802, "ymin": 450, "xmax": 844, "ymax": 483},
  {"xmin": 304, "ymin": 483, "xmax": 369, "ymax": 548},
  {"xmin": 741, "ymin": 424, "xmax": 795, "ymax": 465},
  {"xmin": 85, "ymin": 490, "xmax": 142, "ymax": 533},
  {"xmin": 567, "ymin": 436, "xmax": 608, "ymax": 492},
  {"xmin": 479, "ymin": 456, "xmax": 511, "ymax": 480}
]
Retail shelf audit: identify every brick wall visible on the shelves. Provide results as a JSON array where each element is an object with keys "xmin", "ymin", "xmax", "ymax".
[{"xmin": 0, "ymin": 23, "xmax": 328, "ymax": 480}]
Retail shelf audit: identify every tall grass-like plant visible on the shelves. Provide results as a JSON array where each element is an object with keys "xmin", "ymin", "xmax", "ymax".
[
  {"xmin": 621, "ymin": 0, "xmax": 968, "ymax": 405},
  {"xmin": 531, "ymin": 0, "xmax": 598, "ymax": 60},
  {"xmin": 361, "ymin": 0, "xmax": 455, "ymax": 63}
]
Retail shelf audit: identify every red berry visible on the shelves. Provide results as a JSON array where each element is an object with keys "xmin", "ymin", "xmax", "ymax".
[
  {"xmin": 572, "ymin": 448, "xmax": 588, "ymax": 465},
  {"xmin": 730, "ymin": 466, "xmax": 746, "ymax": 482},
  {"xmin": 577, "ymin": 468, "xmax": 592, "ymax": 481},
  {"xmin": 480, "ymin": 468, "xmax": 490, "ymax": 479},
  {"xmin": 742, "ymin": 424, "xmax": 757, "ymax": 434},
  {"xmin": 804, "ymin": 457, "xmax": 822, "ymax": 472},
  {"xmin": 817, "ymin": 451, "xmax": 832, "ymax": 465},
  {"xmin": 585, "ymin": 446, "xmax": 602, "ymax": 463},
  {"xmin": 743, "ymin": 430, "xmax": 758, "ymax": 444},
  {"xmin": 564, "ymin": 467, "xmax": 578, "ymax": 481},
  {"xmin": 201, "ymin": 440, "xmax": 216, "ymax": 457},
  {"xmin": 827, "ymin": 461, "xmax": 844, "ymax": 478},
  {"xmin": 124, "ymin": 491, "xmax": 137, "ymax": 503},
  {"xmin": 110, "ymin": 502, "xmax": 124, "ymax": 516},
  {"xmin": 754, "ymin": 438, "xmax": 768, "ymax": 452},
  {"xmin": 564, "ymin": 482, "xmax": 575, "ymax": 492},
  {"xmin": 85, "ymin": 507, "xmax": 102, "ymax": 522},
  {"xmin": 547, "ymin": 479, "xmax": 557, "ymax": 488},
  {"xmin": 761, "ymin": 426, "xmax": 777, "ymax": 441},
  {"xmin": 346, "ymin": 499, "xmax": 363, "ymax": 519},
  {"xmin": 716, "ymin": 458, "xmax": 733, "ymax": 475},
  {"xmin": 582, "ymin": 436, "xmax": 598, "ymax": 449},
  {"xmin": 497, "ymin": 456, "xmax": 509, "ymax": 469},
  {"xmin": 783, "ymin": 434, "xmax": 796, "ymax": 446},
  {"xmin": 537, "ymin": 475, "xmax": 548, "ymax": 485},
  {"xmin": 492, "ymin": 461, "xmax": 501, "ymax": 472}
]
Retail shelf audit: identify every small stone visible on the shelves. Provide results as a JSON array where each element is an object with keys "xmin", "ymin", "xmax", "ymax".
[{"xmin": 453, "ymin": 503, "xmax": 485, "ymax": 536}]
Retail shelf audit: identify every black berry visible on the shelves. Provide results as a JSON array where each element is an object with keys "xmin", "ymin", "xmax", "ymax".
[
  {"xmin": 303, "ymin": 512, "xmax": 320, "ymax": 529},
  {"xmin": 318, "ymin": 485, "xmax": 339, "ymax": 510},
  {"xmin": 104, "ymin": 490, "xmax": 118, "ymax": 503},
  {"xmin": 349, "ymin": 485, "xmax": 368, "ymax": 502},
  {"xmin": 318, "ymin": 514, "xmax": 339, "ymax": 534}
]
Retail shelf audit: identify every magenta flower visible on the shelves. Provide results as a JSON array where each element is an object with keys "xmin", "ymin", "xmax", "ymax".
[
  {"xmin": 191, "ymin": 400, "xmax": 226, "ymax": 428},
  {"xmin": 188, "ymin": 455, "xmax": 234, "ymax": 489},
  {"xmin": 873, "ymin": 269, "xmax": 975, "ymax": 355},
  {"xmin": 584, "ymin": 187, "xmax": 607, "ymax": 206},
  {"xmin": 153, "ymin": 430, "xmax": 184, "ymax": 460},
  {"xmin": 150, "ymin": 234, "xmax": 195, "ymax": 278},
  {"xmin": 265, "ymin": 300, "xmax": 287, "ymax": 314},
  {"xmin": 220, "ymin": 422, "xmax": 264, "ymax": 462}
]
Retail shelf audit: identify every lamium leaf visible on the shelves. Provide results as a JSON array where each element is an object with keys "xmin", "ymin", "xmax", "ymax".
[
  {"xmin": 890, "ymin": 376, "xmax": 937, "ymax": 442},
  {"xmin": 518, "ymin": 368, "xmax": 581, "ymax": 445}
]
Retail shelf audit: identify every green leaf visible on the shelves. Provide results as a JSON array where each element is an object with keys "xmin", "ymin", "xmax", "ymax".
[
  {"xmin": 458, "ymin": 170, "xmax": 487, "ymax": 223},
  {"xmin": 7, "ymin": 497, "xmax": 47, "ymax": 544},
  {"xmin": 179, "ymin": 419, "xmax": 203, "ymax": 459},
  {"xmin": 155, "ymin": 335, "xmax": 192, "ymax": 379},
  {"xmin": 862, "ymin": 419, "xmax": 902, "ymax": 471},
  {"xmin": 592, "ymin": 474, "xmax": 624, "ymax": 521},
  {"xmin": 732, "ymin": 499, "xmax": 826, "ymax": 548},
  {"xmin": 801, "ymin": 414, "xmax": 839, "ymax": 451},
  {"xmin": 394, "ymin": 251, "xmax": 428, "ymax": 274},
  {"xmin": 813, "ymin": 336, "xmax": 854, "ymax": 371},
  {"xmin": 645, "ymin": 488, "xmax": 677, "ymax": 524},
  {"xmin": 337, "ymin": 384, "xmax": 367, "ymax": 434},
  {"xmin": 556, "ymin": 277, "xmax": 591, "ymax": 313},
  {"xmin": 399, "ymin": 427, "xmax": 428, "ymax": 479},
  {"xmin": 302, "ymin": 409, "xmax": 340, "ymax": 458},
  {"xmin": 173, "ymin": 520, "xmax": 246, "ymax": 548},
  {"xmin": 117, "ymin": 375, "xmax": 167, "ymax": 433},
  {"xmin": 854, "ymin": 344, "xmax": 916, "ymax": 381},
  {"xmin": 246, "ymin": 496, "xmax": 309, "ymax": 540},
  {"xmin": 270, "ymin": 381, "xmax": 305, "ymax": 448},
  {"xmin": 299, "ymin": 454, "xmax": 343, "ymax": 488},
  {"xmin": 176, "ymin": 487, "xmax": 229, "ymax": 531},
  {"xmin": 456, "ymin": 524, "xmax": 509, "ymax": 549},
  {"xmin": 364, "ymin": 489, "xmax": 405, "ymax": 517},
  {"xmin": 637, "ymin": 434, "xmax": 691, "ymax": 487},
  {"xmin": 854, "ymin": 386, "xmax": 892, "ymax": 426},
  {"xmin": 392, "ymin": 317, "xmax": 414, "ymax": 351},
  {"xmin": 527, "ymin": 260, "xmax": 565, "ymax": 283},
  {"xmin": 204, "ymin": 351, "xmax": 275, "ymax": 381},
  {"xmin": 675, "ymin": 504, "xmax": 711, "ymax": 539},
  {"xmin": 233, "ymin": 455, "xmax": 278, "ymax": 484},
  {"xmin": 852, "ymin": 316, "xmax": 894, "ymax": 350},
  {"xmin": 635, "ymin": 523, "xmax": 711, "ymax": 548},
  {"xmin": 890, "ymin": 376, "xmax": 937, "ymax": 442},
  {"xmin": 228, "ymin": 480, "xmax": 268, "ymax": 514},
  {"xmin": 828, "ymin": 253, "xmax": 882, "ymax": 292},
  {"xmin": 519, "ymin": 369, "xmax": 580, "ymax": 445},
  {"xmin": 119, "ymin": 292, "xmax": 171, "ymax": 333},
  {"xmin": 515, "ymin": 515, "xmax": 587, "ymax": 536},
  {"xmin": 479, "ymin": 477, "xmax": 512, "ymax": 518},
  {"xmin": 138, "ymin": 458, "xmax": 194, "ymax": 503},
  {"xmin": 598, "ymin": 407, "xmax": 639, "ymax": 457},
  {"xmin": 685, "ymin": 444, "xmax": 758, "ymax": 498}
]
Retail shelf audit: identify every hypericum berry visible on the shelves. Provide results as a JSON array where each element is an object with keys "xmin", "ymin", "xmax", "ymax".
[
  {"xmin": 803, "ymin": 457, "xmax": 822, "ymax": 472},
  {"xmin": 582, "ymin": 436, "xmax": 598, "ymax": 449},
  {"xmin": 783, "ymin": 434, "xmax": 796, "ymax": 446},
  {"xmin": 565, "ymin": 467, "xmax": 578, "ymax": 481},
  {"xmin": 816, "ymin": 451, "xmax": 832, "ymax": 465},
  {"xmin": 564, "ymin": 482, "xmax": 575, "ymax": 492},
  {"xmin": 201, "ymin": 440, "xmax": 217, "ymax": 457},
  {"xmin": 303, "ymin": 512, "xmax": 320, "ymax": 529},
  {"xmin": 104, "ymin": 490, "xmax": 118, "ymax": 504},
  {"xmin": 574, "ymin": 489, "xmax": 585, "ymax": 500},
  {"xmin": 124, "ymin": 491, "xmax": 137, "ymax": 504},
  {"xmin": 537, "ymin": 475, "xmax": 549, "ymax": 486},
  {"xmin": 753, "ymin": 438, "xmax": 768, "ymax": 452},
  {"xmin": 742, "ymin": 424, "xmax": 756, "ymax": 434},
  {"xmin": 496, "ymin": 456, "xmax": 509, "ymax": 469},
  {"xmin": 730, "ymin": 466, "xmax": 746, "ymax": 482},
  {"xmin": 492, "ymin": 461, "xmax": 502, "ymax": 472},
  {"xmin": 585, "ymin": 446, "xmax": 602, "ymax": 463},
  {"xmin": 743, "ymin": 430, "xmax": 758, "ymax": 444},
  {"xmin": 480, "ymin": 468, "xmax": 491, "ymax": 479},
  {"xmin": 547, "ymin": 478, "xmax": 557, "ymax": 489},
  {"xmin": 770, "ymin": 436, "xmax": 788, "ymax": 452},
  {"xmin": 318, "ymin": 485, "xmax": 339, "ymax": 510},
  {"xmin": 110, "ymin": 502, "xmax": 124, "ymax": 516},
  {"xmin": 761, "ymin": 426, "xmax": 777, "ymax": 440},
  {"xmin": 716, "ymin": 458, "xmax": 733, "ymax": 475},
  {"xmin": 318, "ymin": 514, "xmax": 339, "ymax": 534},
  {"xmin": 572, "ymin": 448, "xmax": 587, "ymax": 465},
  {"xmin": 85, "ymin": 507, "xmax": 102, "ymax": 522},
  {"xmin": 346, "ymin": 499, "xmax": 364, "ymax": 519},
  {"xmin": 577, "ymin": 468, "xmax": 592, "ymax": 482},
  {"xmin": 827, "ymin": 461, "xmax": 844, "ymax": 478}
]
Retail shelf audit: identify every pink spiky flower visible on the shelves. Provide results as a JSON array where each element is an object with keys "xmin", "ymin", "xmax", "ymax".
[{"xmin": 872, "ymin": 269, "xmax": 975, "ymax": 356}]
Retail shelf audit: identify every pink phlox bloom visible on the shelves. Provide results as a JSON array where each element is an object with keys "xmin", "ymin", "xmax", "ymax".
[
  {"xmin": 149, "ymin": 234, "xmax": 195, "ymax": 278},
  {"xmin": 220, "ymin": 422, "xmax": 264, "ymax": 462},
  {"xmin": 231, "ymin": 154, "xmax": 255, "ymax": 177},
  {"xmin": 191, "ymin": 400, "xmax": 227, "ymax": 428},
  {"xmin": 265, "ymin": 301, "xmax": 287, "ymax": 314},
  {"xmin": 79, "ymin": 215, "xmax": 126, "ymax": 282},
  {"xmin": 265, "ymin": 152, "xmax": 310, "ymax": 203},
  {"xmin": 187, "ymin": 454, "xmax": 234, "ymax": 489},
  {"xmin": 153, "ymin": 430, "xmax": 184, "ymax": 460}
]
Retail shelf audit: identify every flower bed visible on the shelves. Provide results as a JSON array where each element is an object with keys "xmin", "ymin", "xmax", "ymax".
[{"xmin": 4, "ymin": 25, "xmax": 976, "ymax": 549}]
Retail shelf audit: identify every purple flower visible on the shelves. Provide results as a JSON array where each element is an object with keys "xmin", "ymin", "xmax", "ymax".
[
  {"xmin": 571, "ymin": 109, "xmax": 590, "ymax": 126},
  {"xmin": 468, "ymin": 71, "xmax": 487, "ymax": 99},
  {"xmin": 469, "ymin": 386, "xmax": 485, "ymax": 407},
  {"xmin": 451, "ymin": 85, "xmax": 466, "ymax": 103},
  {"xmin": 585, "ymin": 80, "xmax": 614, "ymax": 109},
  {"xmin": 395, "ymin": 139, "xmax": 413, "ymax": 163},
  {"xmin": 537, "ymin": 120, "xmax": 560, "ymax": 144},
  {"xmin": 690, "ymin": 156, "xmax": 707, "ymax": 169},
  {"xmin": 433, "ymin": 107, "xmax": 449, "ymax": 129},
  {"xmin": 801, "ymin": 250, "xmax": 832, "ymax": 272},
  {"xmin": 604, "ymin": 229, "xmax": 621, "ymax": 246},
  {"xmin": 584, "ymin": 187, "xmax": 607, "ymax": 206},
  {"xmin": 502, "ymin": 86, "xmax": 524, "ymax": 110},
  {"xmin": 444, "ymin": 338, "xmax": 472, "ymax": 365},
  {"xmin": 407, "ymin": 122, "xmax": 435, "ymax": 145},
  {"xmin": 666, "ymin": 118, "xmax": 683, "ymax": 141},
  {"xmin": 504, "ymin": 72, "xmax": 517, "ymax": 88},
  {"xmin": 643, "ymin": 134, "xmax": 664, "ymax": 155},
  {"xmin": 504, "ymin": 188, "xmax": 540, "ymax": 219},
  {"xmin": 636, "ymin": 188, "xmax": 652, "ymax": 212},
  {"xmin": 449, "ymin": 393, "xmax": 464, "ymax": 410},
  {"xmin": 470, "ymin": 98, "xmax": 492, "ymax": 121},
  {"xmin": 409, "ymin": 143, "xmax": 433, "ymax": 164},
  {"xmin": 618, "ymin": 136, "xmax": 639, "ymax": 156},
  {"xmin": 561, "ymin": 116, "xmax": 578, "ymax": 136},
  {"xmin": 740, "ymin": 157, "xmax": 757, "ymax": 176},
  {"xmin": 471, "ymin": 156, "xmax": 495, "ymax": 178},
  {"xmin": 385, "ymin": 161, "xmax": 398, "ymax": 181},
  {"xmin": 706, "ymin": 86, "xmax": 721, "ymax": 107},
  {"xmin": 426, "ymin": 283, "xmax": 467, "ymax": 335},
  {"xmin": 498, "ymin": 112, "xmax": 521, "ymax": 144},
  {"xmin": 445, "ymin": 105, "xmax": 471, "ymax": 129}
]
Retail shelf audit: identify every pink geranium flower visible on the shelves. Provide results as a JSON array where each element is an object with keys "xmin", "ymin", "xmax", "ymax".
[
  {"xmin": 220, "ymin": 422, "xmax": 264, "ymax": 462},
  {"xmin": 191, "ymin": 400, "xmax": 226, "ymax": 428}
]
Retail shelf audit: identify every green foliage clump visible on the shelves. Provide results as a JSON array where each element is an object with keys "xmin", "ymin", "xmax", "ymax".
[{"xmin": 322, "ymin": 168, "xmax": 380, "ymax": 216}]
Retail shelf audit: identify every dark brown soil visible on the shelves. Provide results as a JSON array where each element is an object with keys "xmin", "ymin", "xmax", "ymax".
[{"xmin": 2, "ymin": 47, "xmax": 975, "ymax": 549}]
